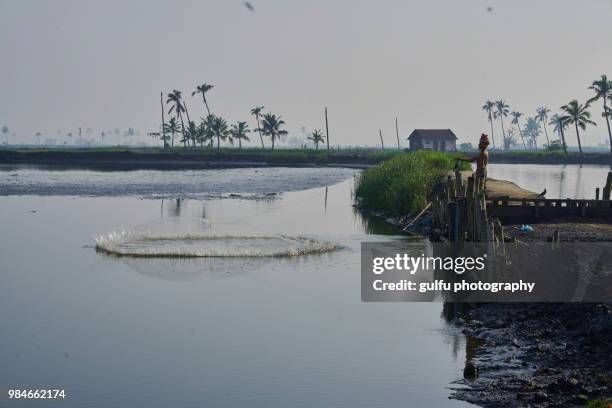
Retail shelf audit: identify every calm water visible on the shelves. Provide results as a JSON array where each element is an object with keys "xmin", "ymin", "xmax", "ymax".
[
  {"xmin": 487, "ymin": 163, "xmax": 612, "ymax": 199},
  {"xmin": 0, "ymin": 163, "xmax": 608, "ymax": 407},
  {"xmin": 0, "ymin": 166, "xmax": 471, "ymax": 408}
]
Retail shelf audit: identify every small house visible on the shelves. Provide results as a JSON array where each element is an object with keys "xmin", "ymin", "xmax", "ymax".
[{"xmin": 407, "ymin": 129, "xmax": 458, "ymax": 152}]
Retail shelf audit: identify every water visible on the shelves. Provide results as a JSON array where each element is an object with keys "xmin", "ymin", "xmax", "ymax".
[
  {"xmin": 0, "ymin": 166, "xmax": 471, "ymax": 408},
  {"xmin": 1, "ymin": 163, "xmax": 606, "ymax": 407},
  {"xmin": 487, "ymin": 163, "xmax": 611, "ymax": 199}
]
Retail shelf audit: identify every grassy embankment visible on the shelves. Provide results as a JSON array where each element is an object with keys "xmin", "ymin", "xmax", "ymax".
[
  {"xmin": 0, "ymin": 147, "xmax": 403, "ymax": 166},
  {"xmin": 354, "ymin": 151, "xmax": 470, "ymax": 216}
]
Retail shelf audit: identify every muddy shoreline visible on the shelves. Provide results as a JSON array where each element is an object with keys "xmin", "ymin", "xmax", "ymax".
[{"xmin": 363, "ymin": 208, "xmax": 612, "ymax": 407}]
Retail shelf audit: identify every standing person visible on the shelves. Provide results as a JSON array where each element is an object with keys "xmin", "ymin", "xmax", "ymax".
[{"xmin": 458, "ymin": 134, "xmax": 490, "ymax": 191}]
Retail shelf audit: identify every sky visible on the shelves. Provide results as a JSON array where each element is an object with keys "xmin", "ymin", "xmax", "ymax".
[{"xmin": 1, "ymin": 0, "xmax": 612, "ymax": 147}]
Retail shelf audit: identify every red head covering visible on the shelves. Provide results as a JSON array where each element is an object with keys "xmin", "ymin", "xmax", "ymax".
[{"xmin": 479, "ymin": 133, "xmax": 490, "ymax": 147}]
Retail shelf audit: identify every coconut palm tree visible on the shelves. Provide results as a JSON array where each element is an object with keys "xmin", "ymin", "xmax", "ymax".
[
  {"xmin": 535, "ymin": 106, "xmax": 551, "ymax": 147},
  {"xmin": 494, "ymin": 100, "xmax": 510, "ymax": 149},
  {"xmin": 510, "ymin": 111, "xmax": 527, "ymax": 150},
  {"xmin": 481, "ymin": 101, "xmax": 496, "ymax": 149},
  {"xmin": 185, "ymin": 121, "xmax": 199, "ymax": 147},
  {"xmin": 166, "ymin": 90, "xmax": 187, "ymax": 145},
  {"xmin": 125, "ymin": 127, "xmax": 136, "ymax": 145},
  {"xmin": 523, "ymin": 117, "xmax": 541, "ymax": 149},
  {"xmin": 250, "ymin": 106, "xmax": 265, "ymax": 148},
  {"xmin": 192, "ymin": 83, "xmax": 214, "ymax": 116},
  {"xmin": 588, "ymin": 74, "xmax": 612, "ymax": 155},
  {"xmin": 164, "ymin": 117, "xmax": 180, "ymax": 147},
  {"xmin": 210, "ymin": 115, "xmax": 229, "ymax": 150},
  {"xmin": 229, "ymin": 121, "xmax": 250, "ymax": 149},
  {"xmin": 307, "ymin": 129, "xmax": 325, "ymax": 150},
  {"xmin": 258, "ymin": 113, "xmax": 288, "ymax": 150},
  {"xmin": 201, "ymin": 115, "xmax": 216, "ymax": 148},
  {"xmin": 1, "ymin": 126, "xmax": 8, "ymax": 144},
  {"xmin": 503, "ymin": 128, "xmax": 517, "ymax": 151},
  {"xmin": 549, "ymin": 114, "xmax": 569, "ymax": 154},
  {"xmin": 560, "ymin": 100, "xmax": 596, "ymax": 155}
]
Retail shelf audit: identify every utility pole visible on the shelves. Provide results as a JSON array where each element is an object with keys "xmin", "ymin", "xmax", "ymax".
[
  {"xmin": 395, "ymin": 117, "xmax": 400, "ymax": 150},
  {"xmin": 160, "ymin": 92, "xmax": 167, "ymax": 147},
  {"xmin": 325, "ymin": 107, "xmax": 330, "ymax": 150},
  {"xmin": 379, "ymin": 129, "xmax": 384, "ymax": 149}
]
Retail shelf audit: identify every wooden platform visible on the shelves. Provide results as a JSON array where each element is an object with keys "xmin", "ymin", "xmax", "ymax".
[
  {"xmin": 453, "ymin": 171, "xmax": 540, "ymax": 200},
  {"xmin": 451, "ymin": 171, "xmax": 612, "ymax": 220},
  {"xmin": 488, "ymin": 198, "xmax": 612, "ymax": 219}
]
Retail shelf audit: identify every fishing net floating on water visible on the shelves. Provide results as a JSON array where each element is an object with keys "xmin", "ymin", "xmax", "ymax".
[{"xmin": 95, "ymin": 219, "xmax": 336, "ymax": 258}]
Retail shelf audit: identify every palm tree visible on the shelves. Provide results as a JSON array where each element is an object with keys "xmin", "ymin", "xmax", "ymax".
[
  {"xmin": 210, "ymin": 115, "xmax": 229, "ymax": 150},
  {"xmin": 164, "ymin": 117, "xmax": 180, "ymax": 147},
  {"xmin": 549, "ymin": 114, "xmax": 569, "ymax": 154},
  {"xmin": 307, "ymin": 129, "xmax": 325, "ymax": 150},
  {"xmin": 229, "ymin": 121, "xmax": 250, "ymax": 148},
  {"xmin": 125, "ymin": 127, "xmax": 136, "ymax": 145},
  {"xmin": 195, "ymin": 121, "xmax": 208, "ymax": 146},
  {"xmin": 192, "ymin": 83, "xmax": 214, "ymax": 116},
  {"xmin": 1, "ymin": 126, "xmax": 8, "ymax": 144},
  {"xmin": 250, "ymin": 106, "xmax": 265, "ymax": 148},
  {"xmin": 588, "ymin": 74, "xmax": 612, "ymax": 155},
  {"xmin": 560, "ymin": 100, "xmax": 597, "ymax": 155},
  {"xmin": 202, "ymin": 115, "xmax": 216, "ymax": 148},
  {"xmin": 185, "ymin": 121, "xmax": 199, "ymax": 147},
  {"xmin": 35, "ymin": 132, "xmax": 42, "ymax": 144},
  {"xmin": 510, "ymin": 111, "xmax": 527, "ymax": 150},
  {"xmin": 535, "ymin": 106, "xmax": 551, "ymax": 147},
  {"xmin": 494, "ymin": 100, "xmax": 510, "ymax": 149},
  {"xmin": 259, "ymin": 113, "xmax": 288, "ymax": 150},
  {"xmin": 503, "ymin": 128, "xmax": 517, "ymax": 151},
  {"xmin": 481, "ymin": 101, "xmax": 496, "ymax": 149},
  {"xmin": 523, "ymin": 117, "xmax": 541, "ymax": 149},
  {"xmin": 166, "ymin": 90, "xmax": 187, "ymax": 145}
]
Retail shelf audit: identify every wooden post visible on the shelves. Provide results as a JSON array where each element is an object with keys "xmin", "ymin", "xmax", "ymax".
[
  {"xmin": 379, "ymin": 130, "xmax": 384, "ymax": 149},
  {"xmin": 580, "ymin": 201, "xmax": 587, "ymax": 217},
  {"xmin": 160, "ymin": 92, "xmax": 167, "ymax": 148},
  {"xmin": 325, "ymin": 107, "xmax": 330, "ymax": 151},
  {"xmin": 479, "ymin": 192, "xmax": 488, "ymax": 241},
  {"xmin": 466, "ymin": 177, "xmax": 475, "ymax": 240},
  {"xmin": 603, "ymin": 172, "xmax": 612, "ymax": 201},
  {"xmin": 395, "ymin": 117, "xmax": 400, "ymax": 150},
  {"xmin": 455, "ymin": 170, "xmax": 464, "ymax": 197}
]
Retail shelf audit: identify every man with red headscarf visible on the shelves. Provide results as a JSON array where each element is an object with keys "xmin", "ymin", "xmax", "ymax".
[{"xmin": 458, "ymin": 134, "xmax": 490, "ymax": 190}]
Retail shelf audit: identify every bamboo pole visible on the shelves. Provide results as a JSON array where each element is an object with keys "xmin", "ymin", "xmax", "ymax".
[{"xmin": 402, "ymin": 202, "xmax": 432, "ymax": 231}]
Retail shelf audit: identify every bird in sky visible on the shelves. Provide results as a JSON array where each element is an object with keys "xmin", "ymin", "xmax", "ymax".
[{"xmin": 244, "ymin": 2, "xmax": 255, "ymax": 12}]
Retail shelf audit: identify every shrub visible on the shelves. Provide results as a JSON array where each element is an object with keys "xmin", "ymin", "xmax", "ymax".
[{"xmin": 354, "ymin": 151, "xmax": 469, "ymax": 215}]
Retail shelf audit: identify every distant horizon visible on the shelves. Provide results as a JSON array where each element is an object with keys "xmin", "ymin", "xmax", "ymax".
[{"xmin": 1, "ymin": 0, "xmax": 612, "ymax": 149}]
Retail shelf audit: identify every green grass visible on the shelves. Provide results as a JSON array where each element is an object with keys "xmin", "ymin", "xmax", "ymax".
[{"xmin": 354, "ymin": 151, "xmax": 469, "ymax": 215}]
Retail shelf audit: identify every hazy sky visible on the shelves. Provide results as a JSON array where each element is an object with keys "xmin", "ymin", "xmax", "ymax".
[{"xmin": 1, "ymin": 0, "xmax": 612, "ymax": 147}]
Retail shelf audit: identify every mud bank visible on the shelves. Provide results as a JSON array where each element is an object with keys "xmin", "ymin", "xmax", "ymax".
[{"xmin": 450, "ymin": 303, "xmax": 612, "ymax": 407}]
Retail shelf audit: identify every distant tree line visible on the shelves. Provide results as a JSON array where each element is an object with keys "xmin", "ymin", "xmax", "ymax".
[
  {"xmin": 481, "ymin": 74, "xmax": 612, "ymax": 155},
  {"xmin": 158, "ymin": 83, "xmax": 303, "ymax": 150}
]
